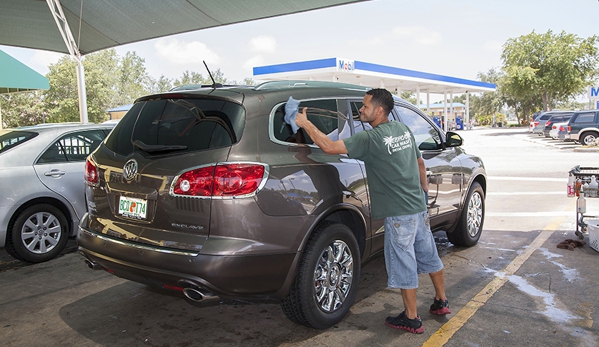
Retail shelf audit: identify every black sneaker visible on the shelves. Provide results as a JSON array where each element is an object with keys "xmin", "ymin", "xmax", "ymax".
[
  {"xmin": 385, "ymin": 311, "xmax": 424, "ymax": 334},
  {"xmin": 429, "ymin": 298, "xmax": 451, "ymax": 315}
]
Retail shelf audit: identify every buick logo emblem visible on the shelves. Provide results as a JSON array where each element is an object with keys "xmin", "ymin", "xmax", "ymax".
[{"xmin": 123, "ymin": 159, "xmax": 138, "ymax": 182}]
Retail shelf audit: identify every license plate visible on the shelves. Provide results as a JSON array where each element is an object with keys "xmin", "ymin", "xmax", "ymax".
[{"xmin": 118, "ymin": 196, "xmax": 147, "ymax": 219}]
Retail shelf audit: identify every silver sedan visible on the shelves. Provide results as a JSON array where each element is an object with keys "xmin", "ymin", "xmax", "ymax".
[{"xmin": 0, "ymin": 123, "xmax": 114, "ymax": 262}]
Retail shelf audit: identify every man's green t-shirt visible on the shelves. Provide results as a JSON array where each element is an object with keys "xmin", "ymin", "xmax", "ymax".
[{"xmin": 343, "ymin": 121, "xmax": 425, "ymax": 219}]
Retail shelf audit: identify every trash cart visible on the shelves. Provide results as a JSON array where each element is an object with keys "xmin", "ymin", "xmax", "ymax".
[{"xmin": 569, "ymin": 165, "xmax": 599, "ymax": 252}]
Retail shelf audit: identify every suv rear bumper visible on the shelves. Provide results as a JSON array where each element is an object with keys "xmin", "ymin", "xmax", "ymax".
[{"xmin": 77, "ymin": 227, "xmax": 296, "ymax": 299}]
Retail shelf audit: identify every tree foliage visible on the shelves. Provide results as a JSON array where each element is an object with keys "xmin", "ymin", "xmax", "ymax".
[
  {"xmin": 0, "ymin": 91, "xmax": 46, "ymax": 127},
  {"xmin": 469, "ymin": 68, "xmax": 505, "ymax": 125},
  {"xmin": 501, "ymin": 30, "xmax": 599, "ymax": 119},
  {"xmin": 470, "ymin": 30, "xmax": 599, "ymax": 125},
  {"xmin": 1, "ymin": 49, "xmax": 255, "ymax": 128}
]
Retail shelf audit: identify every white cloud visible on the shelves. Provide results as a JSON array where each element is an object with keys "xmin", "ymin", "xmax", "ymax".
[
  {"xmin": 243, "ymin": 55, "xmax": 265, "ymax": 72},
  {"xmin": 154, "ymin": 39, "xmax": 219, "ymax": 65},
  {"xmin": 392, "ymin": 26, "xmax": 442, "ymax": 45},
  {"xmin": 248, "ymin": 35, "xmax": 276, "ymax": 54},
  {"xmin": 30, "ymin": 50, "xmax": 64, "ymax": 73}
]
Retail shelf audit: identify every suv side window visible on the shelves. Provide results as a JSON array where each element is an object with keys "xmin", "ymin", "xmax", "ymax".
[
  {"xmin": 346, "ymin": 101, "xmax": 373, "ymax": 137},
  {"xmin": 273, "ymin": 99, "xmax": 339, "ymax": 145},
  {"xmin": 573, "ymin": 112, "xmax": 596, "ymax": 124},
  {"xmin": 393, "ymin": 105, "xmax": 441, "ymax": 150},
  {"xmin": 38, "ymin": 130, "xmax": 107, "ymax": 163}
]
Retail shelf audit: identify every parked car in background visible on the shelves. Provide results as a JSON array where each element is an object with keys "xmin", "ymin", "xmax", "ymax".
[
  {"xmin": 532, "ymin": 111, "xmax": 574, "ymax": 136},
  {"xmin": 529, "ymin": 111, "xmax": 542, "ymax": 133},
  {"xmin": 549, "ymin": 122, "xmax": 570, "ymax": 140},
  {"xmin": 78, "ymin": 80, "xmax": 487, "ymax": 329},
  {"xmin": 567, "ymin": 110, "xmax": 599, "ymax": 145},
  {"xmin": 0, "ymin": 123, "xmax": 114, "ymax": 263},
  {"xmin": 542, "ymin": 112, "xmax": 573, "ymax": 138}
]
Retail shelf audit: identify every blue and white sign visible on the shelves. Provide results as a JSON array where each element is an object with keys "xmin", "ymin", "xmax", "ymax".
[
  {"xmin": 589, "ymin": 86, "xmax": 599, "ymax": 99},
  {"xmin": 337, "ymin": 58, "xmax": 355, "ymax": 72}
]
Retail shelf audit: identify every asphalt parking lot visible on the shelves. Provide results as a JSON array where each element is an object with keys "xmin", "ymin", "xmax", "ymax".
[{"xmin": 1, "ymin": 127, "xmax": 597, "ymax": 347}]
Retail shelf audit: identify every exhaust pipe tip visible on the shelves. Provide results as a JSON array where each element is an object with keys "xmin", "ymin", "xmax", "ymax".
[
  {"xmin": 183, "ymin": 287, "xmax": 204, "ymax": 302},
  {"xmin": 84, "ymin": 259, "xmax": 102, "ymax": 270}
]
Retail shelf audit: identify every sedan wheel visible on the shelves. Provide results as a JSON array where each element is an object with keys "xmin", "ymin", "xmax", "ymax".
[{"xmin": 6, "ymin": 204, "xmax": 69, "ymax": 263}]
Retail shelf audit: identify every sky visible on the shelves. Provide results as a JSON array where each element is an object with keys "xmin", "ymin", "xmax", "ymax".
[{"xmin": 1, "ymin": 0, "xmax": 597, "ymax": 101}]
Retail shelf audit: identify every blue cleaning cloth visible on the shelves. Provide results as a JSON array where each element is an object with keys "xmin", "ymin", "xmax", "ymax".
[{"xmin": 284, "ymin": 96, "xmax": 300, "ymax": 134}]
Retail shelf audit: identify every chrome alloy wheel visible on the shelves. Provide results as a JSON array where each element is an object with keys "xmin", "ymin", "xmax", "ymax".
[
  {"xmin": 20, "ymin": 211, "xmax": 62, "ymax": 254},
  {"xmin": 467, "ymin": 191, "xmax": 483, "ymax": 238},
  {"xmin": 313, "ymin": 240, "xmax": 354, "ymax": 313}
]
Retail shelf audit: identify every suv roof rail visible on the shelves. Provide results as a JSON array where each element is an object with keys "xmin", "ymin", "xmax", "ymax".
[
  {"xmin": 169, "ymin": 84, "xmax": 248, "ymax": 91},
  {"xmin": 253, "ymin": 80, "xmax": 370, "ymax": 91}
]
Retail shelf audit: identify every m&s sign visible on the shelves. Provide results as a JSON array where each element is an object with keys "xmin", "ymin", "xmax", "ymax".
[{"xmin": 590, "ymin": 86, "xmax": 599, "ymax": 99}]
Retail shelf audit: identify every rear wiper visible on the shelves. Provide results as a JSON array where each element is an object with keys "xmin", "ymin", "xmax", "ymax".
[{"xmin": 133, "ymin": 140, "xmax": 187, "ymax": 153}]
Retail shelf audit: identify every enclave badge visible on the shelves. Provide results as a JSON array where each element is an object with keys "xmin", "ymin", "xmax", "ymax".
[{"xmin": 123, "ymin": 159, "xmax": 138, "ymax": 182}]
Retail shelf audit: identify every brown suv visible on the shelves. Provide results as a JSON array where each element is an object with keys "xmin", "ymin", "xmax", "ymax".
[{"xmin": 78, "ymin": 80, "xmax": 486, "ymax": 329}]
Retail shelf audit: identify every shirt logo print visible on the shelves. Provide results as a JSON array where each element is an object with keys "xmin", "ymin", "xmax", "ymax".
[{"xmin": 383, "ymin": 132, "xmax": 412, "ymax": 154}]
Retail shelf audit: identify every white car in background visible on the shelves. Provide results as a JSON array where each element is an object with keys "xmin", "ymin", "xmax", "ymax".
[
  {"xmin": 549, "ymin": 121, "xmax": 569, "ymax": 141},
  {"xmin": 0, "ymin": 123, "xmax": 114, "ymax": 263}
]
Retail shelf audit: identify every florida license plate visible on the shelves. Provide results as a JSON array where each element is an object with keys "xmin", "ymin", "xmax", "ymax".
[{"xmin": 118, "ymin": 196, "xmax": 147, "ymax": 219}]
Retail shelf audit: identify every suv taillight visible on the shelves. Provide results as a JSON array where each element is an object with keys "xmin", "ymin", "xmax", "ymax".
[
  {"xmin": 534, "ymin": 121, "xmax": 539, "ymax": 126},
  {"xmin": 172, "ymin": 163, "xmax": 266, "ymax": 197},
  {"xmin": 85, "ymin": 158, "xmax": 99, "ymax": 186},
  {"xmin": 568, "ymin": 125, "xmax": 571, "ymax": 132}
]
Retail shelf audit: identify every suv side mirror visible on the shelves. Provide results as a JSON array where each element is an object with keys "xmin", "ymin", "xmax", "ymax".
[{"xmin": 446, "ymin": 131, "xmax": 463, "ymax": 147}]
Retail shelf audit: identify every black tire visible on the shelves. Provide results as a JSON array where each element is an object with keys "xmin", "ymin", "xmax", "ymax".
[
  {"xmin": 447, "ymin": 182, "xmax": 485, "ymax": 247},
  {"xmin": 5, "ymin": 204, "xmax": 69, "ymax": 263},
  {"xmin": 580, "ymin": 132, "xmax": 598, "ymax": 146},
  {"xmin": 280, "ymin": 222, "xmax": 360, "ymax": 329}
]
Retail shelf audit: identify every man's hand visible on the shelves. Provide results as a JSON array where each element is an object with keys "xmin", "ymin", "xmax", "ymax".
[
  {"xmin": 295, "ymin": 107, "xmax": 309, "ymax": 128},
  {"xmin": 293, "ymin": 106, "xmax": 348, "ymax": 155}
]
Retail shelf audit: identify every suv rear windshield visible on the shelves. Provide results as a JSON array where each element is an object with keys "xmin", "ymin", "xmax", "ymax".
[
  {"xmin": 0, "ymin": 130, "xmax": 38, "ymax": 154},
  {"xmin": 105, "ymin": 98, "xmax": 245, "ymax": 156}
]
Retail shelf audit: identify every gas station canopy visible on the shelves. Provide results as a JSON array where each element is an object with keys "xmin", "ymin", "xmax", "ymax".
[
  {"xmin": 0, "ymin": 0, "xmax": 368, "ymax": 56},
  {"xmin": 253, "ymin": 57, "xmax": 496, "ymax": 95}
]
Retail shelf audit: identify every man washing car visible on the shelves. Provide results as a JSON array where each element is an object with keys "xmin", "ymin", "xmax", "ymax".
[{"xmin": 294, "ymin": 88, "xmax": 450, "ymax": 334}]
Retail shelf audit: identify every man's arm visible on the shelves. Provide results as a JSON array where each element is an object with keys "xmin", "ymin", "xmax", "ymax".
[
  {"xmin": 295, "ymin": 107, "xmax": 348, "ymax": 155},
  {"xmin": 418, "ymin": 157, "xmax": 428, "ymax": 193}
]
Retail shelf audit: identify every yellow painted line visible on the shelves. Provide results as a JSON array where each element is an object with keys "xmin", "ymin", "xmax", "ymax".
[{"xmin": 423, "ymin": 200, "xmax": 575, "ymax": 346}]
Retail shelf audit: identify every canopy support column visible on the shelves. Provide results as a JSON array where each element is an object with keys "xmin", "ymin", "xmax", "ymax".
[
  {"xmin": 426, "ymin": 92, "xmax": 430, "ymax": 115},
  {"xmin": 466, "ymin": 92, "xmax": 470, "ymax": 128},
  {"xmin": 46, "ymin": 0, "xmax": 88, "ymax": 124},
  {"xmin": 443, "ymin": 91, "xmax": 448, "ymax": 132}
]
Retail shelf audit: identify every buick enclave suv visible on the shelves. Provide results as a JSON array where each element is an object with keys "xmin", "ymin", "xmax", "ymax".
[{"xmin": 78, "ymin": 80, "xmax": 486, "ymax": 329}]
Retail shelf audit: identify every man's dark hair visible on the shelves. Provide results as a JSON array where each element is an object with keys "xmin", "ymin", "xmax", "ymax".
[{"xmin": 366, "ymin": 88, "xmax": 394, "ymax": 115}]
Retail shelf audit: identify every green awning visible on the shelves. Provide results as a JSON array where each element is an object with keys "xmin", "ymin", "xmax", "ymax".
[{"xmin": 0, "ymin": 49, "xmax": 49, "ymax": 94}]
